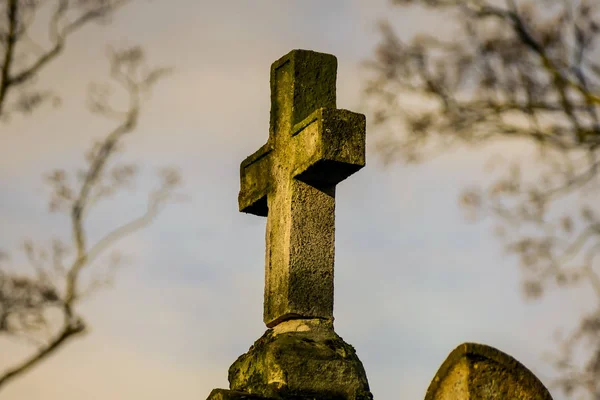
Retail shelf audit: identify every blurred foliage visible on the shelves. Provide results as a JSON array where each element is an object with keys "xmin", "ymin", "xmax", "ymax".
[
  {"xmin": 0, "ymin": 0, "xmax": 180, "ymax": 391},
  {"xmin": 365, "ymin": 0, "xmax": 600, "ymax": 398}
]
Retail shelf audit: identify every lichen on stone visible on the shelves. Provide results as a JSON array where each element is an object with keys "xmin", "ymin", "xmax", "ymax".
[
  {"xmin": 228, "ymin": 320, "xmax": 373, "ymax": 400},
  {"xmin": 425, "ymin": 342, "xmax": 554, "ymax": 400}
]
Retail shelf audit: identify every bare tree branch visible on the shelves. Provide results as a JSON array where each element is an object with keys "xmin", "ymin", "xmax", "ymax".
[
  {"xmin": 0, "ymin": 320, "xmax": 85, "ymax": 388},
  {"xmin": 0, "ymin": 0, "xmax": 20, "ymax": 113},
  {"xmin": 365, "ymin": 0, "xmax": 600, "ymax": 398},
  {"xmin": 0, "ymin": 0, "xmax": 132, "ymax": 120},
  {"xmin": 0, "ymin": 45, "xmax": 177, "ymax": 391}
]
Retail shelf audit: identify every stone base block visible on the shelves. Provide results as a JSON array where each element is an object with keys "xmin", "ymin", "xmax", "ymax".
[
  {"xmin": 226, "ymin": 319, "xmax": 373, "ymax": 400},
  {"xmin": 207, "ymin": 389, "xmax": 274, "ymax": 400}
]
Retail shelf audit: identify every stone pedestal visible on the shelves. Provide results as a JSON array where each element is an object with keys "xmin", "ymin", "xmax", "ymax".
[{"xmin": 207, "ymin": 319, "xmax": 373, "ymax": 400}]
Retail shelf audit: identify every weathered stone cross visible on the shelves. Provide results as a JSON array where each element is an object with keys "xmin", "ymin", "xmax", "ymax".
[{"xmin": 239, "ymin": 49, "xmax": 366, "ymax": 328}]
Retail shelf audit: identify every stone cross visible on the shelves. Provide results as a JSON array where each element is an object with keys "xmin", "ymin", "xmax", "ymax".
[{"xmin": 238, "ymin": 49, "xmax": 366, "ymax": 328}]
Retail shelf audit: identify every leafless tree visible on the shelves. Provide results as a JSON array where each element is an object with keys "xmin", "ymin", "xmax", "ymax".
[
  {"xmin": 0, "ymin": 0, "xmax": 133, "ymax": 120},
  {"xmin": 0, "ymin": 44, "xmax": 178, "ymax": 391},
  {"xmin": 364, "ymin": 0, "xmax": 600, "ymax": 398},
  {"xmin": 0, "ymin": 0, "xmax": 180, "ymax": 391}
]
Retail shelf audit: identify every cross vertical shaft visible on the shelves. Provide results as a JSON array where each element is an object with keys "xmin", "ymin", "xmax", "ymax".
[{"xmin": 239, "ymin": 49, "xmax": 366, "ymax": 328}]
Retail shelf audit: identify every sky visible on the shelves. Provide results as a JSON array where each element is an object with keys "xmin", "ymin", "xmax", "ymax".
[{"xmin": 0, "ymin": 1, "xmax": 594, "ymax": 399}]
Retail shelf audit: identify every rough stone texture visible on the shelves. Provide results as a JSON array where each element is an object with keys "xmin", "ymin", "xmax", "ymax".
[
  {"xmin": 425, "ymin": 342, "xmax": 554, "ymax": 400},
  {"xmin": 238, "ymin": 49, "xmax": 366, "ymax": 327},
  {"xmin": 207, "ymin": 389, "xmax": 273, "ymax": 400},
  {"xmin": 227, "ymin": 319, "xmax": 373, "ymax": 400}
]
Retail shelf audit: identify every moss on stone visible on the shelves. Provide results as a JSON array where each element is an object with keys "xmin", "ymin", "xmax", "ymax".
[
  {"xmin": 425, "ymin": 342, "xmax": 554, "ymax": 400},
  {"xmin": 269, "ymin": 49, "xmax": 337, "ymax": 128},
  {"xmin": 228, "ymin": 321, "xmax": 372, "ymax": 400},
  {"xmin": 237, "ymin": 49, "xmax": 366, "ymax": 328},
  {"xmin": 207, "ymin": 389, "xmax": 274, "ymax": 400}
]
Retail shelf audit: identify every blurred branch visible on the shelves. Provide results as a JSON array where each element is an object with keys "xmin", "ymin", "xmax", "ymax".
[
  {"xmin": 366, "ymin": 0, "xmax": 600, "ymax": 398},
  {"xmin": 0, "ymin": 45, "xmax": 176, "ymax": 391},
  {"xmin": 0, "ymin": 0, "xmax": 20, "ymax": 114},
  {"xmin": 0, "ymin": 0, "xmax": 131, "ymax": 119},
  {"xmin": 0, "ymin": 318, "xmax": 85, "ymax": 388}
]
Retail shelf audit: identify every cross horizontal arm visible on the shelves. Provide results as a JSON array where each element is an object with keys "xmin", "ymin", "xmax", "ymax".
[
  {"xmin": 239, "ymin": 142, "xmax": 273, "ymax": 216},
  {"xmin": 292, "ymin": 108, "xmax": 366, "ymax": 188}
]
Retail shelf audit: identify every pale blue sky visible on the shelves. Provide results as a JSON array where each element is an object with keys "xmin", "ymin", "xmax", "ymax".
[{"xmin": 0, "ymin": 1, "xmax": 590, "ymax": 399}]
